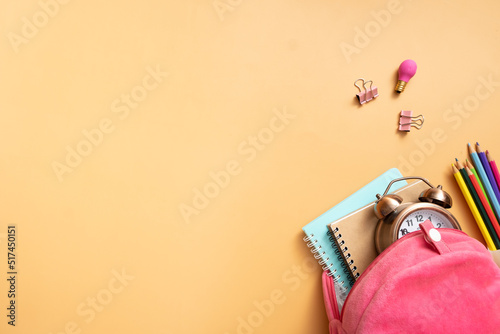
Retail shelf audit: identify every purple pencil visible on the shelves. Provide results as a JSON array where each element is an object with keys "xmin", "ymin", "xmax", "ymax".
[{"xmin": 476, "ymin": 142, "xmax": 500, "ymax": 205}]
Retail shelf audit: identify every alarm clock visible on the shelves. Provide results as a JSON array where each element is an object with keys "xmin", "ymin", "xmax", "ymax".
[{"xmin": 374, "ymin": 177, "xmax": 461, "ymax": 254}]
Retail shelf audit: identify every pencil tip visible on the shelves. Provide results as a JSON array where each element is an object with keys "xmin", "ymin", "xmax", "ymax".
[
  {"xmin": 455, "ymin": 158, "xmax": 458, "ymax": 161},
  {"xmin": 477, "ymin": 142, "xmax": 480, "ymax": 146}
]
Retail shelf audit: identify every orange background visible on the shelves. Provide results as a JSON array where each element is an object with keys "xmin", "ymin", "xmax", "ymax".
[{"xmin": 1, "ymin": 0, "xmax": 500, "ymax": 333}]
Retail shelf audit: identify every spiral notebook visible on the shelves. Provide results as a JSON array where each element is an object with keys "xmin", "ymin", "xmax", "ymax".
[
  {"xmin": 328, "ymin": 180, "xmax": 430, "ymax": 282},
  {"xmin": 302, "ymin": 168, "xmax": 404, "ymax": 306}
]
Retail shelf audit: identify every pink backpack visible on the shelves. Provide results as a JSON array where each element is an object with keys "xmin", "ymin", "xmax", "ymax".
[{"xmin": 322, "ymin": 220, "xmax": 500, "ymax": 333}]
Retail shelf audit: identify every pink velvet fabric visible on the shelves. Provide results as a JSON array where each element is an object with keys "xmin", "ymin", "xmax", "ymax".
[{"xmin": 323, "ymin": 222, "xmax": 500, "ymax": 333}]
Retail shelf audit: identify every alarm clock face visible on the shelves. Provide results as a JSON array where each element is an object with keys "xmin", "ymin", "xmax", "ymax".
[
  {"xmin": 397, "ymin": 208, "xmax": 456, "ymax": 239},
  {"xmin": 373, "ymin": 177, "xmax": 462, "ymax": 254}
]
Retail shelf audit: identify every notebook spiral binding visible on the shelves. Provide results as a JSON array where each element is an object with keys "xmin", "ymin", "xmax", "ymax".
[
  {"xmin": 329, "ymin": 228, "xmax": 359, "ymax": 285},
  {"xmin": 303, "ymin": 233, "xmax": 342, "ymax": 283}
]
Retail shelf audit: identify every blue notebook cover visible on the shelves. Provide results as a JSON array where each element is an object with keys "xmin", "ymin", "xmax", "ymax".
[{"xmin": 302, "ymin": 168, "xmax": 405, "ymax": 305}]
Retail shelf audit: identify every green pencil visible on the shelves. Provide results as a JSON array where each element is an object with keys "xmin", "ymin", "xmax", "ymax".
[{"xmin": 466, "ymin": 158, "xmax": 491, "ymax": 208}]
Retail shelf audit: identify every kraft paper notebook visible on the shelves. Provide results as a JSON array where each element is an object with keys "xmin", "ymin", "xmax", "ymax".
[
  {"xmin": 328, "ymin": 180, "xmax": 430, "ymax": 283},
  {"xmin": 302, "ymin": 168, "xmax": 405, "ymax": 306}
]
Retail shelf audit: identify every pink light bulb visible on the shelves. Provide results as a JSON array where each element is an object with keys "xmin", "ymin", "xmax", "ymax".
[{"xmin": 395, "ymin": 59, "xmax": 417, "ymax": 93}]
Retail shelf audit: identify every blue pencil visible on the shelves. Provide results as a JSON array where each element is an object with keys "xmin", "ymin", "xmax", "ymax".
[
  {"xmin": 469, "ymin": 143, "xmax": 500, "ymax": 222},
  {"xmin": 476, "ymin": 142, "xmax": 500, "ymax": 205}
]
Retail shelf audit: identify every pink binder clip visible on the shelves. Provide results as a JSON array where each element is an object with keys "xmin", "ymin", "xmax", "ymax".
[
  {"xmin": 399, "ymin": 110, "xmax": 424, "ymax": 132},
  {"xmin": 364, "ymin": 80, "xmax": 379, "ymax": 102},
  {"xmin": 355, "ymin": 79, "xmax": 367, "ymax": 104},
  {"xmin": 355, "ymin": 79, "xmax": 379, "ymax": 105}
]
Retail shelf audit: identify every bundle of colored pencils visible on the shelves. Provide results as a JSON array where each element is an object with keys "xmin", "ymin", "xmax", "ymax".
[{"xmin": 452, "ymin": 142, "xmax": 500, "ymax": 250}]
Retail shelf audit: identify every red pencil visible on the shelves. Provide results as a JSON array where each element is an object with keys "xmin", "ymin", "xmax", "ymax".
[
  {"xmin": 487, "ymin": 150, "xmax": 500, "ymax": 194},
  {"xmin": 467, "ymin": 167, "xmax": 500, "ymax": 238}
]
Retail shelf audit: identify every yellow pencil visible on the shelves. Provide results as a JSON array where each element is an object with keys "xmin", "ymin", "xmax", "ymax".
[{"xmin": 452, "ymin": 164, "xmax": 496, "ymax": 250}]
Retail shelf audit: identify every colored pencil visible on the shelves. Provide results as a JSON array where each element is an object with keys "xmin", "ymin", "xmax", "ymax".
[
  {"xmin": 466, "ymin": 166, "xmax": 500, "ymax": 249},
  {"xmin": 468, "ymin": 142, "xmax": 500, "ymax": 222},
  {"xmin": 486, "ymin": 150, "xmax": 500, "ymax": 194},
  {"xmin": 476, "ymin": 142, "xmax": 500, "ymax": 206},
  {"xmin": 455, "ymin": 159, "xmax": 470, "ymax": 189},
  {"xmin": 451, "ymin": 164, "xmax": 496, "ymax": 250},
  {"xmin": 466, "ymin": 158, "xmax": 490, "ymax": 207},
  {"xmin": 456, "ymin": 159, "xmax": 499, "ymax": 248}
]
